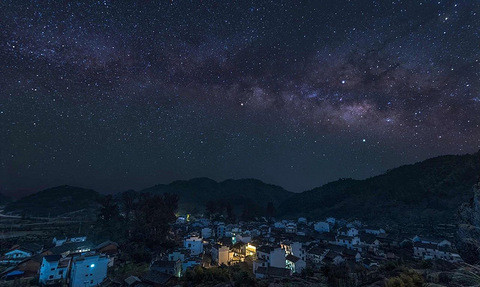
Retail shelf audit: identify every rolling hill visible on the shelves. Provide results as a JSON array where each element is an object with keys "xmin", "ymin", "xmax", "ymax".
[
  {"xmin": 140, "ymin": 177, "xmax": 294, "ymax": 214},
  {"xmin": 4, "ymin": 150, "xmax": 479, "ymax": 226},
  {"xmin": 278, "ymin": 151, "xmax": 480, "ymax": 226},
  {"xmin": 4, "ymin": 185, "xmax": 101, "ymax": 217},
  {"xmin": 0, "ymin": 192, "xmax": 11, "ymax": 205}
]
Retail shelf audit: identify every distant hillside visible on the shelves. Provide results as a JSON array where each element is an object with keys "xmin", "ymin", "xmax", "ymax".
[
  {"xmin": 4, "ymin": 185, "xmax": 101, "ymax": 217},
  {"xmin": 6, "ymin": 151, "xmax": 479, "ymax": 225},
  {"xmin": 140, "ymin": 177, "xmax": 294, "ymax": 215},
  {"xmin": 0, "ymin": 192, "xmax": 11, "ymax": 205},
  {"xmin": 278, "ymin": 151, "xmax": 480, "ymax": 227}
]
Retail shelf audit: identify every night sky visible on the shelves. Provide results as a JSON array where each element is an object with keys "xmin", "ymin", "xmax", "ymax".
[{"xmin": 1, "ymin": 0, "xmax": 480, "ymax": 194}]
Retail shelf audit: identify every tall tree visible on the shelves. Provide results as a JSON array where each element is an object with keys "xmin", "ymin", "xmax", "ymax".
[
  {"xmin": 205, "ymin": 200, "xmax": 216, "ymax": 219},
  {"xmin": 225, "ymin": 202, "xmax": 235, "ymax": 223},
  {"xmin": 96, "ymin": 195, "xmax": 125, "ymax": 242},
  {"xmin": 266, "ymin": 201, "xmax": 275, "ymax": 219},
  {"xmin": 121, "ymin": 190, "xmax": 136, "ymax": 219},
  {"xmin": 131, "ymin": 193, "xmax": 178, "ymax": 249}
]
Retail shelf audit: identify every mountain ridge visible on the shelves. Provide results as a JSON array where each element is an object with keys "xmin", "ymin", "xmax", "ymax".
[
  {"xmin": 139, "ymin": 177, "xmax": 294, "ymax": 214},
  {"xmin": 278, "ymin": 150, "xmax": 480, "ymax": 226},
  {"xmin": 4, "ymin": 185, "xmax": 101, "ymax": 217},
  {"xmin": 4, "ymin": 150, "xmax": 479, "ymax": 226}
]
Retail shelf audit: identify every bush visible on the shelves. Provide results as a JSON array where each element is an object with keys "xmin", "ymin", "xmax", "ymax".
[{"xmin": 385, "ymin": 269, "xmax": 424, "ymax": 287}]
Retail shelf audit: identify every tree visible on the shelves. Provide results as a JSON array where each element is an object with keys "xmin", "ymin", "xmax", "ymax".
[
  {"xmin": 131, "ymin": 193, "xmax": 178, "ymax": 249},
  {"xmin": 385, "ymin": 269, "xmax": 424, "ymax": 287},
  {"xmin": 95, "ymin": 195, "xmax": 125, "ymax": 242},
  {"xmin": 225, "ymin": 202, "xmax": 235, "ymax": 223},
  {"xmin": 241, "ymin": 204, "xmax": 253, "ymax": 221},
  {"xmin": 205, "ymin": 200, "xmax": 217, "ymax": 219},
  {"xmin": 266, "ymin": 201, "xmax": 275, "ymax": 219},
  {"xmin": 121, "ymin": 190, "xmax": 136, "ymax": 219}
]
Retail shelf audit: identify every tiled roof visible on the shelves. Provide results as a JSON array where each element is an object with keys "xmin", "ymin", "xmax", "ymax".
[
  {"xmin": 50, "ymin": 241, "xmax": 94, "ymax": 255},
  {"xmin": 142, "ymin": 271, "xmax": 173, "ymax": 284},
  {"xmin": 95, "ymin": 240, "xmax": 118, "ymax": 250},
  {"xmin": 43, "ymin": 255, "xmax": 61, "ymax": 262},
  {"xmin": 257, "ymin": 246, "xmax": 274, "ymax": 253},
  {"xmin": 285, "ymin": 254, "xmax": 301, "ymax": 263}
]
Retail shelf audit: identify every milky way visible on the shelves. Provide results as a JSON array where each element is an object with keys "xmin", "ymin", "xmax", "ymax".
[{"xmin": 1, "ymin": 0, "xmax": 480, "ymax": 193}]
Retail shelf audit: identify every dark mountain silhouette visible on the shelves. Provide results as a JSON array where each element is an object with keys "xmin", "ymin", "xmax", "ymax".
[
  {"xmin": 4, "ymin": 151, "xmax": 480, "ymax": 226},
  {"xmin": 0, "ymin": 192, "xmax": 11, "ymax": 205},
  {"xmin": 140, "ymin": 177, "xmax": 293, "ymax": 215},
  {"xmin": 278, "ymin": 151, "xmax": 480, "ymax": 227},
  {"xmin": 4, "ymin": 185, "xmax": 101, "ymax": 217}
]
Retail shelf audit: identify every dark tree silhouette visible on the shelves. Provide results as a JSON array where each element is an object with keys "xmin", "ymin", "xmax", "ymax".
[
  {"xmin": 131, "ymin": 193, "xmax": 178, "ymax": 249},
  {"xmin": 121, "ymin": 190, "xmax": 136, "ymax": 218},
  {"xmin": 205, "ymin": 200, "xmax": 216, "ymax": 219},
  {"xmin": 266, "ymin": 201, "xmax": 275, "ymax": 219},
  {"xmin": 225, "ymin": 202, "xmax": 235, "ymax": 223},
  {"xmin": 96, "ymin": 195, "xmax": 125, "ymax": 242}
]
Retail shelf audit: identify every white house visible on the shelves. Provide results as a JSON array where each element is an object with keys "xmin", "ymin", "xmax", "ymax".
[
  {"xmin": 360, "ymin": 234, "xmax": 381, "ymax": 253},
  {"xmin": 326, "ymin": 217, "xmax": 336, "ymax": 226},
  {"xmin": 297, "ymin": 217, "xmax": 307, "ymax": 224},
  {"xmin": 337, "ymin": 227, "xmax": 358, "ymax": 237},
  {"xmin": 274, "ymin": 221, "xmax": 285, "ymax": 229},
  {"xmin": 314, "ymin": 221, "xmax": 330, "ymax": 233},
  {"xmin": 344, "ymin": 249, "xmax": 362, "ymax": 262},
  {"xmin": 216, "ymin": 224, "xmax": 226, "ymax": 238},
  {"xmin": 2, "ymin": 249, "xmax": 33, "ymax": 265},
  {"xmin": 184, "ymin": 236, "xmax": 203, "ymax": 256},
  {"xmin": 286, "ymin": 254, "xmax": 306, "ymax": 273},
  {"xmin": 413, "ymin": 236, "xmax": 451, "ymax": 246},
  {"xmin": 235, "ymin": 233, "xmax": 252, "ymax": 244},
  {"xmin": 285, "ymin": 223, "xmax": 297, "ymax": 234},
  {"xmin": 211, "ymin": 244, "xmax": 231, "ymax": 266},
  {"xmin": 413, "ymin": 241, "xmax": 462, "ymax": 263},
  {"xmin": 346, "ymin": 220, "xmax": 362, "ymax": 228},
  {"xmin": 168, "ymin": 249, "xmax": 188, "ymax": 262},
  {"xmin": 256, "ymin": 246, "xmax": 273, "ymax": 264},
  {"xmin": 255, "ymin": 246, "xmax": 286, "ymax": 269},
  {"xmin": 53, "ymin": 237, "xmax": 67, "ymax": 247},
  {"xmin": 269, "ymin": 247, "xmax": 286, "ymax": 268},
  {"xmin": 307, "ymin": 246, "xmax": 329, "ymax": 264},
  {"xmin": 281, "ymin": 242, "xmax": 306, "ymax": 262},
  {"xmin": 1, "ymin": 243, "xmax": 43, "ymax": 264},
  {"xmin": 39, "ymin": 255, "xmax": 71, "ymax": 285},
  {"xmin": 363, "ymin": 227, "xmax": 386, "ymax": 235},
  {"xmin": 150, "ymin": 260, "xmax": 182, "ymax": 278},
  {"xmin": 70, "ymin": 253, "xmax": 109, "ymax": 287},
  {"xmin": 53, "ymin": 236, "xmax": 87, "ymax": 247},
  {"xmin": 336, "ymin": 235, "xmax": 361, "ymax": 250},
  {"xmin": 324, "ymin": 250, "xmax": 345, "ymax": 265},
  {"xmin": 201, "ymin": 228, "xmax": 212, "ymax": 239}
]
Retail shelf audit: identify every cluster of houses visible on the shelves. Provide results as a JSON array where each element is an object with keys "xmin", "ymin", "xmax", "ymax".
[
  {"xmin": 0, "ymin": 215, "xmax": 465, "ymax": 286},
  {"xmin": 146, "ymin": 215, "xmax": 464, "ymax": 282},
  {"xmin": 0, "ymin": 236, "xmax": 118, "ymax": 286}
]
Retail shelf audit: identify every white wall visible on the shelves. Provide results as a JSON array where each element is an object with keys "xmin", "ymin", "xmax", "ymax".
[
  {"xmin": 70, "ymin": 255, "xmax": 108, "ymax": 287},
  {"xmin": 314, "ymin": 221, "xmax": 330, "ymax": 233},
  {"xmin": 184, "ymin": 237, "xmax": 203, "ymax": 256},
  {"xmin": 270, "ymin": 248, "xmax": 286, "ymax": 268}
]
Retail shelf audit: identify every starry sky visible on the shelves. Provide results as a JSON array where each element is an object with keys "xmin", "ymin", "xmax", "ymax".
[{"xmin": 1, "ymin": 0, "xmax": 480, "ymax": 195}]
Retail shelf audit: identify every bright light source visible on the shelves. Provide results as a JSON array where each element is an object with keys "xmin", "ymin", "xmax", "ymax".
[{"xmin": 90, "ymin": 264, "xmax": 95, "ymax": 268}]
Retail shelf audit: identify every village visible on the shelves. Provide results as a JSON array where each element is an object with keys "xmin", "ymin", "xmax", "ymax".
[{"xmin": 0, "ymin": 212, "xmax": 464, "ymax": 286}]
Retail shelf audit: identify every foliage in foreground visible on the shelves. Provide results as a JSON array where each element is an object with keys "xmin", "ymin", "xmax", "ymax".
[
  {"xmin": 384, "ymin": 269, "xmax": 424, "ymax": 287},
  {"xmin": 183, "ymin": 265, "xmax": 256, "ymax": 287}
]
